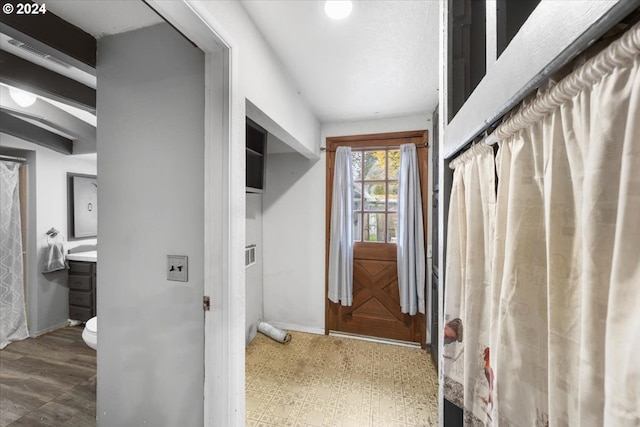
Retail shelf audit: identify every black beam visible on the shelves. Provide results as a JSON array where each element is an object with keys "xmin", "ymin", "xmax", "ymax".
[
  {"xmin": 0, "ymin": 50, "xmax": 96, "ymax": 112},
  {"xmin": 0, "ymin": 0, "xmax": 96, "ymax": 70},
  {"xmin": 1, "ymin": 111, "xmax": 73, "ymax": 155},
  {"xmin": 0, "ymin": 86, "xmax": 96, "ymax": 144}
]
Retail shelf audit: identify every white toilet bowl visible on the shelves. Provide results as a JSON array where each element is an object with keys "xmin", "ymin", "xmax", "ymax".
[{"xmin": 82, "ymin": 316, "xmax": 97, "ymax": 350}]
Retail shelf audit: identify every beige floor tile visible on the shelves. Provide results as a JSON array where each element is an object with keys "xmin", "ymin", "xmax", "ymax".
[{"xmin": 246, "ymin": 331, "xmax": 438, "ymax": 427}]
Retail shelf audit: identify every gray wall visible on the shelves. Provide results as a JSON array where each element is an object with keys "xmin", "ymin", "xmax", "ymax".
[
  {"xmin": 245, "ymin": 193, "xmax": 263, "ymax": 343},
  {"xmin": 0, "ymin": 135, "xmax": 97, "ymax": 336},
  {"xmin": 96, "ymin": 24, "xmax": 204, "ymax": 426}
]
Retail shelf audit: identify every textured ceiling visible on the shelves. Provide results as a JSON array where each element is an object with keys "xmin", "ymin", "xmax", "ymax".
[
  {"xmin": 241, "ymin": 0, "xmax": 440, "ymax": 123},
  {"xmin": 34, "ymin": 0, "xmax": 440, "ymax": 125}
]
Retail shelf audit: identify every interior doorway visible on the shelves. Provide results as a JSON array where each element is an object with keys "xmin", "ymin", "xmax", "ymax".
[{"xmin": 325, "ymin": 130, "xmax": 429, "ymax": 347}]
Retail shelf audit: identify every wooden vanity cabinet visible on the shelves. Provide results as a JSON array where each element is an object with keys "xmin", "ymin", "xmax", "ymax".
[{"xmin": 68, "ymin": 261, "xmax": 96, "ymax": 321}]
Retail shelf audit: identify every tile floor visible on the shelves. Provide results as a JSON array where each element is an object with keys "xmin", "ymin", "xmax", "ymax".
[
  {"xmin": 0, "ymin": 327, "xmax": 96, "ymax": 427},
  {"xmin": 246, "ymin": 331, "xmax": 439, "ymax": 427}
]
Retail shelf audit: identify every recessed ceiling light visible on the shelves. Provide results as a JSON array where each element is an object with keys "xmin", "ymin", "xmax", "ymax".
[
  {"xmin": 9, "ymin": 87, "xmax": 37, "ymax": 108},
  {"xmin": 325, "ymin": 0, "xmax": 352, "ymax": 20}
]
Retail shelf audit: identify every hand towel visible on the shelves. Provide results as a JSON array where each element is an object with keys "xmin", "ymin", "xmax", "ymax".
[{"xmin": 42, "ymin": 241, "xmax": 66, "ymax": 273}]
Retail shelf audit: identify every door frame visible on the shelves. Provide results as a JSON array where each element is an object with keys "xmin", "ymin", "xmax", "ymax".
[
  {"xmin": 324, "ymin": 130, "xmax": 429, "ymax": 346},
  {"xmin": 144, "ymin": 2, "xmax": 244, "ymax": 426}
]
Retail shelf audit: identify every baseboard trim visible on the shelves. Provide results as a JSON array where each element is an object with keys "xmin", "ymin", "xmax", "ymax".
[
  {"xmin": 329, "ymin": 331, "xmax": 422, "ymax": 349},
  {"xmin": 264, "ymin": 321, "xmax": 324, "ymax": 336},
  {"xmin": 30, "ymin": 320, "xmax": 72, "ymax": 338}
]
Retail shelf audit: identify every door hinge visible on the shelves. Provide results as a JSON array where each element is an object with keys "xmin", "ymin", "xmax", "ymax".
[{"xmin": 203, "ymin": 296, "xmax": 211, "ymax": 311}]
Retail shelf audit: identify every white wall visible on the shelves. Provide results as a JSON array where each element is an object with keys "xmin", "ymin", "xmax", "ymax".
[
  {"xmin": 245, "ymin": 193, "xmax": 263, "ymax": 343},
  {"xmin": 0, "ymin": 134, "xmax": 97, "ymax": 336},
  {"xmin": 262, "ymin": 152, "xmax": 325, "ymax": 334},
  {"xmin": 187, "ymin": 0, "xmax": 325, "ymax": 343},
  {"xmin": 263, "ymin": 114, "xmax": 431, "ymax": 334},
  {"xmin": 193, "ymin": 1, "xmax": 320, "ymax": 155},
  {"xmin": 96, "ymin": 24, "xmax": 205, "ymax": 426}
]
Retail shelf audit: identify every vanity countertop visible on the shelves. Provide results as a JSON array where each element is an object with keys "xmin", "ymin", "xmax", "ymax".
[{"xmin": 66, "ymin": 251, "xmax": 97, "ymax": 263}]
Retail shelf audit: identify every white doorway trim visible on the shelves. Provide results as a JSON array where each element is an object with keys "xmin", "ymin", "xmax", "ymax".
[{"xmin": 144, "ymin": 2, "xmax": 245, "ymax": 426}]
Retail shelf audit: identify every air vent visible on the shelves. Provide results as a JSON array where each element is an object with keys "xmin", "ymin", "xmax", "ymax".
[
  {"xmin": 8, "ymin": 39, "xmax": 72, "ymax": 69},
  {"xmin": 245, "ymin": 245, "xmax": 256, "ymax": 268}
]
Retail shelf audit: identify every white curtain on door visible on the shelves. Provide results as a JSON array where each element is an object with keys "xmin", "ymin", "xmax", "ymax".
[
  {"xmin": 397, "ymin": 143, "xmax": 425, "ymax": 315},
  {"xmin": 0, "ymin": 161, "xmax": 29, "ymax": 349},
  {"xmin": 443, "ymin": 23, "xmax": 640, "ymax": 426},
  {"xmin": 328, "ymin": 146, "xmax": 354, "ymax": 306}
]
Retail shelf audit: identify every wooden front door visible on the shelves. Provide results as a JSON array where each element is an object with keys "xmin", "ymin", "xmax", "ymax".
[{"xmin": 325, "ymin": 131, "xmax": 428, "ymax": 346}]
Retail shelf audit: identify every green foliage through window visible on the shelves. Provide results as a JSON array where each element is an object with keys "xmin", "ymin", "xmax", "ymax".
[{"xmin": 351, "ymin": 149, "xmax": 400, "ymax": 243}]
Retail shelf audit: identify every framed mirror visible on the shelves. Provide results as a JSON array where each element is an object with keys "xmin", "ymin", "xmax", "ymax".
[{"xmin": 68, "ymin": 173, "xmax": 97, "ymax": 239}]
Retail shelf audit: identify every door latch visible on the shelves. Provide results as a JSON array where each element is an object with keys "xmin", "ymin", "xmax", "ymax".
[{"xmin": 203, "ymin": 296, "xmax": 211, "ymax": 311}]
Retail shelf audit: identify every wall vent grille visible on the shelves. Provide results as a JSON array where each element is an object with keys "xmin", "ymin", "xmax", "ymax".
[{"xmin": 245, "ymin": 245, "xmax": 256, "ymax": 268}]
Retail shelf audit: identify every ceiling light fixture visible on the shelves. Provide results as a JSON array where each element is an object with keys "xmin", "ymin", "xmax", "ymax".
[
  {"xmin": 324, "ymin": 0, "xmax": 352, "ymax": 20},
  {"xmin": 9, "ymin": 87, "xmax": 37, "ymax": 108}
]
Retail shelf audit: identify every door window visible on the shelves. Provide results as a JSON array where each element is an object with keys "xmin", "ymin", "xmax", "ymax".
[{"xmin": 351, "ymin": 149, "xmax": 400, "ymax": 243}]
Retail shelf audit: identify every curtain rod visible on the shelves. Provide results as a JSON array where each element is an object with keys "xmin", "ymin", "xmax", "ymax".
[
  {"xmin": 484, "ymin": 21, "xmax": 640, "ymax": 146},
  {"xmin": 0, "ymin": 154, "xmax": 27, "ymax": 163},
  {"xmin": 321, "ymin": 143, "xmax": 429, "ymax": 152}
]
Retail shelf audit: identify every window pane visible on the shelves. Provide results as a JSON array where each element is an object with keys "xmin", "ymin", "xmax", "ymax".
[
  {"xmin": 351, "ymin": 151, "xmax": 362, "ymax": 181},
  {"xmin": 363, "ymin": 213, "xmax": 385, "ymax": 242},
  {"xmin": 388, "ymin": 181, "xmax": 398, "ymax": 212},
  {"xmin": 387, "ymin": 213, "xmax": 397, "ymax": 243},
  {"xmin": 353, "ymin": 213, "xmax": 362, "ymax": 242},
  {"xmin": 364, "ymin": 151, "xmax": 386, "ymax": 180},
  {"xmin": 343, "ymin": 148, "xmax": 409, "ymax": 244},
  {"xmin": 388, "ymin": 150, "xmax": 400, "ymax": 180},
  {"xmin": 363, "ymin": 182, "xmax": 385, "ymax": 211},
  {"xmin": 353, "ymin": 182, "xmax": 363, "ymax": 211}
]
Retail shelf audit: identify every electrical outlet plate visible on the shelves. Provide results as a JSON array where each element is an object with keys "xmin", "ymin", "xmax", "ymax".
[{"xmin": 167, "ymin": 255, "xmax": 188, "ymax": 282}]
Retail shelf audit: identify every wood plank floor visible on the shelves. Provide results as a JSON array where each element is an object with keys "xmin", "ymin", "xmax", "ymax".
[{"xmin": 0, "ymin": 326, "xmax": 96, "ymax": 427}]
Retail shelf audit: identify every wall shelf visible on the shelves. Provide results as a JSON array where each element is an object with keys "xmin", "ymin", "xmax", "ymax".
[{"xmin": 246, "ymin": 118, "xmax": 266, "ymax": 193}]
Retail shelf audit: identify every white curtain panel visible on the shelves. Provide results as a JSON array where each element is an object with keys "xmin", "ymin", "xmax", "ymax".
[
  {"xmin": 491, "ymin": 26, "xmax": 640, "ymax": 427},
  {"xmin": 328, "ymin": 146, "xmax": 354, "ymax": 306},
  {"xmin": 397, "ymin": 143, "xmax": 426, "ymax": 315},
  {"xmin": 0, "ymin": 161, "xmax": 29, "ymax": 349},
  {"xmin": 443, "ymin": 143, "xmax": 496, "ymax": 424},
  {"xmin": 443, "ymin": 23, "xmax": 640, "ymax": 427}
]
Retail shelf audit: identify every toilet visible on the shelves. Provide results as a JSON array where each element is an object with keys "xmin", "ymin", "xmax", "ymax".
[{"xmin": 82, "ymin": 316, "xmax": 97, "ymax": 350}]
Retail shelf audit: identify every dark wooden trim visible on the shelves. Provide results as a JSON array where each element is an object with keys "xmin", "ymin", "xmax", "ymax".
[
  {"xmin": 1, "ymin": 111, "xmax": 73, "ymax": 154},
  {"xmin": 353, "ymin": 242, "xmax": 397, "ymax": 261},
  {"xmin": 326, "ymin": 130, "xmax": 428, "ymax": 151},
  {"xmin": 0, "ymin": 0, "xmax": 96, "ymax": 70},
  {"xmin": 0, "ymin": 50, "xmax": 96, "ymax": 112},
  {"xmin": 324, "ymin": 130, "xmax": 429, "ymax": 347}
]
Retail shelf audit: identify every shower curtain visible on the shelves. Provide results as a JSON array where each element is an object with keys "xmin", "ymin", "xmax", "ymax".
[
  {"xmin": 0, "ymin": 161, "xmax": 29, "ymax": 349},
  {"xmin": 328, "ymin": 146, "xmax": 354, "ymax": 306},
  {"xmin": 397, "ymin": 143, "xmax": 426, "ymax": 315},
  {"xmin": 444, "ymin": 23, "xmax": 640, "ymax": 426}
]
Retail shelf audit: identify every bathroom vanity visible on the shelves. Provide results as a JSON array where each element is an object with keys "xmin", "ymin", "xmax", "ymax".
[{"xmin": 66, "ymin": 251, "xmax": 97, "ymax": 321}]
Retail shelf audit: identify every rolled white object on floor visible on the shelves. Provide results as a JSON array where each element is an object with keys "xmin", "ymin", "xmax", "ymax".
[{"xmin": 257, "ymin": 321, "xmax": 291, "ymax": 344}]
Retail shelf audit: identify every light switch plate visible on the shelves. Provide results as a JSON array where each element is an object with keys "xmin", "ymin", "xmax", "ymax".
[{"xmin": 167, "ymin": 255, "xmax": 188, "ymax": 282}]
